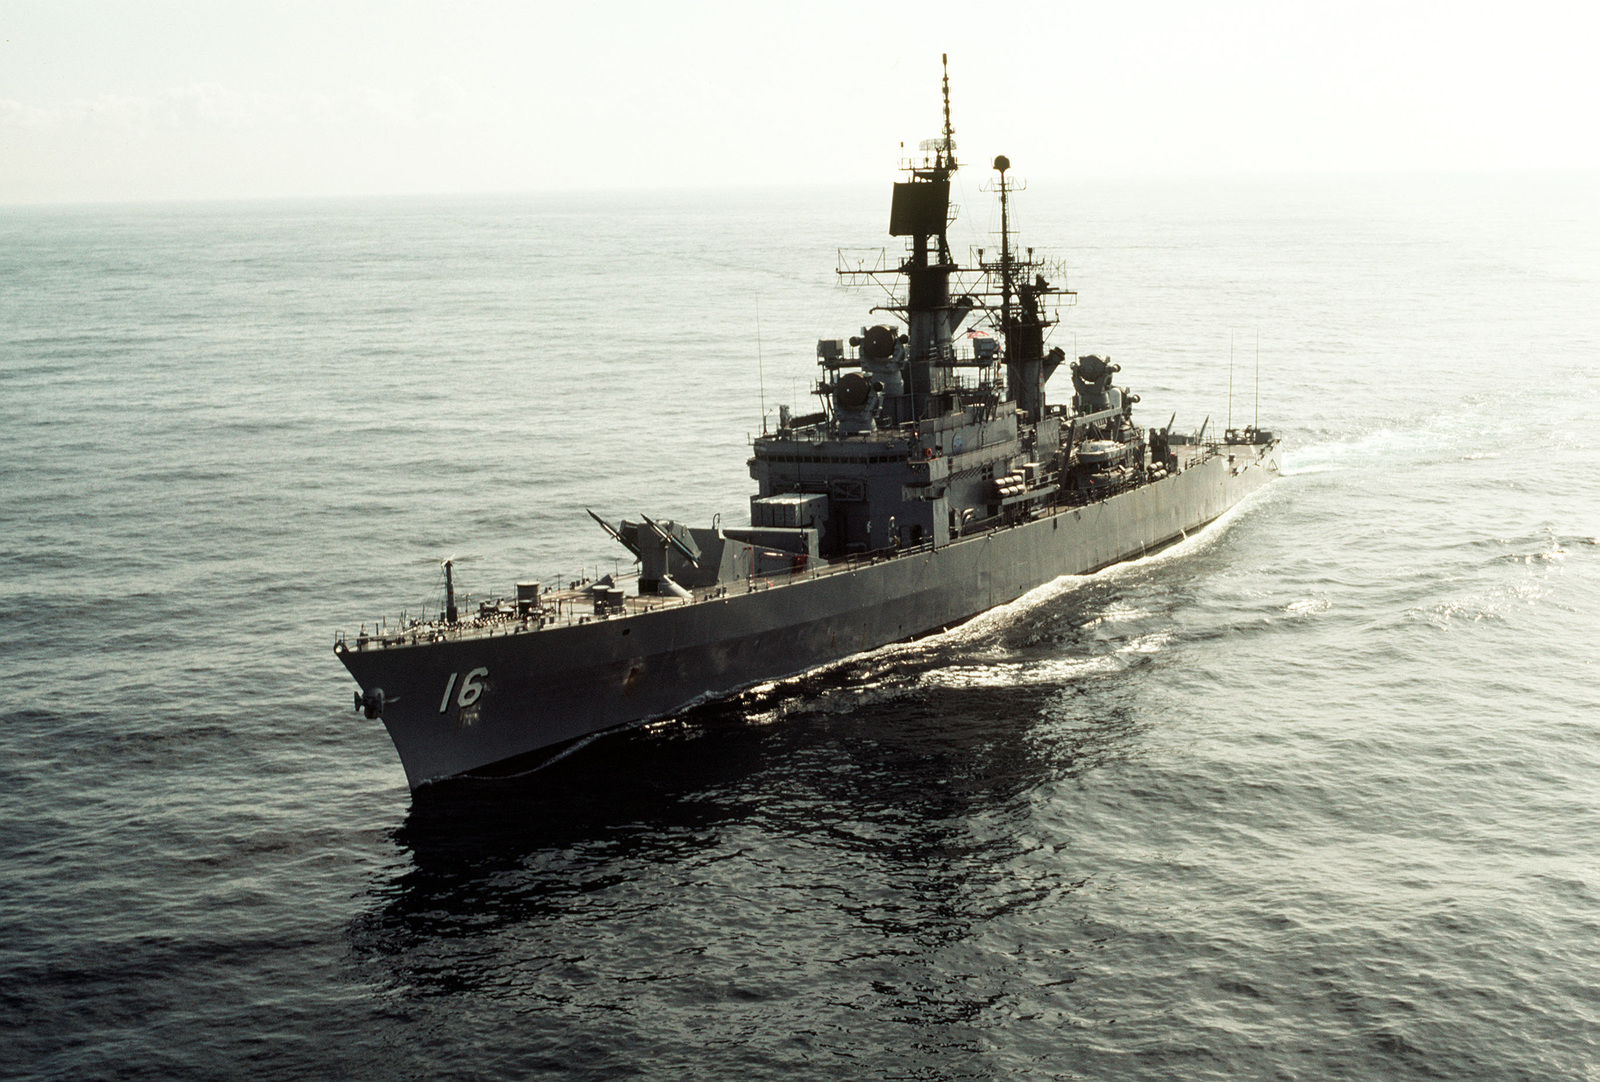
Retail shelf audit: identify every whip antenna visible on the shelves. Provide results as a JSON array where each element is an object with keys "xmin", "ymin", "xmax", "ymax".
[
  {"xmin": 1227, "ymin": 330, "xmax": 1235, "ymax": 435},
  {"xmin": 756, "ymin": 294, "xmax": 767, "ymax": 434}
]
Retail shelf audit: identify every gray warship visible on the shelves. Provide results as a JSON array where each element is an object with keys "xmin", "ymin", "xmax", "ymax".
[{"xmin": 336, "ymin": 60, "xmax": 1280, "ymax": 788}]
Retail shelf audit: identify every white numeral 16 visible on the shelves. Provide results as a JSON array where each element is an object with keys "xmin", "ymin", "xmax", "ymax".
[{"xmin": 439, "ymin": 667, "xmax": 489, "ymax": 713}]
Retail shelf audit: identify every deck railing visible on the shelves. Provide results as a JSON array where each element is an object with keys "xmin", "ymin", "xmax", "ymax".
[{"xmin": 335, "ymin": 441, "xmax": 1268, "ymax": 652}]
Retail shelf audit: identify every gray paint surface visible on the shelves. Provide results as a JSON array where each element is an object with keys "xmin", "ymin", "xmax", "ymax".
[{"xmin": 341, "ymin": 445, "xmax": 1277, "ymax": 787}]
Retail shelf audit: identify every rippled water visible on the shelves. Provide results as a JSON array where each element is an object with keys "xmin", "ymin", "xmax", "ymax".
[{"xmin": 2, "ymin": 173, "xmax": 1597, "ymax": 1079}]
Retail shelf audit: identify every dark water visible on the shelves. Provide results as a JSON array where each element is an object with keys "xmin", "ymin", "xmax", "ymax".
[{"xmin": 2, "ymin": 174, "xmax": 1597, "ymax": 1079}]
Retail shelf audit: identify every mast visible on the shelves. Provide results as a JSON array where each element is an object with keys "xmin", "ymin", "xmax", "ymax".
[
  {"xmin": 833, "ymin": 58, "xmax": 1074, "ymax": 427},
  {"xmin": 940, "ymin": 53, "xmax": 957, "ymax": 174},
  {"xmin": 885, "ymin": 54, "xmax": 961, "ymax": 421},
  {"xmin": 994, "ymin": 155, "xmax": 1059, "ymax": 422},
  {"xmin": 996, "ymin": 155, "xmax": 1013, "ymax": 348}
]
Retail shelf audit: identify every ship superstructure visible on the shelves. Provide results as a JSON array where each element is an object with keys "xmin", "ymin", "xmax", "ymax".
[{"xmin": 335, "ymin": 58, "xmax": 1280, "ymax": 788}]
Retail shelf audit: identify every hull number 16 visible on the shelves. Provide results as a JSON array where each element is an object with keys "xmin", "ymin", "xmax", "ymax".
[{"xmin": 439, "ymin": 668, "xmax": 488, "ymax": 713}]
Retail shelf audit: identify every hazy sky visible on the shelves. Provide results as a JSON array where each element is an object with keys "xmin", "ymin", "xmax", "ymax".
[{"xmin": 2, "ymin": 0, "xmax": 1596, "ymax": 203}]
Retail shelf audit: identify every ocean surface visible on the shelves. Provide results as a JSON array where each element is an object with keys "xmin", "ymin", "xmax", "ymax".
[{"xmin": 2, "ymin": 171, "xmax": 1597, "ymax": 1080}]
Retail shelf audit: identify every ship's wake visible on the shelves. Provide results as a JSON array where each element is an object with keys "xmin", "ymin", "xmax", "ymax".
[{"xmin": 688, "ymin": 487, "xmax": 1272, "ymax": 725}]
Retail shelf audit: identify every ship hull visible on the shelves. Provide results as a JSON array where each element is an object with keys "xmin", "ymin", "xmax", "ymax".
[{"xmin": 340, "ymin": 445, "xmax": 1278, "ymax": 787}]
